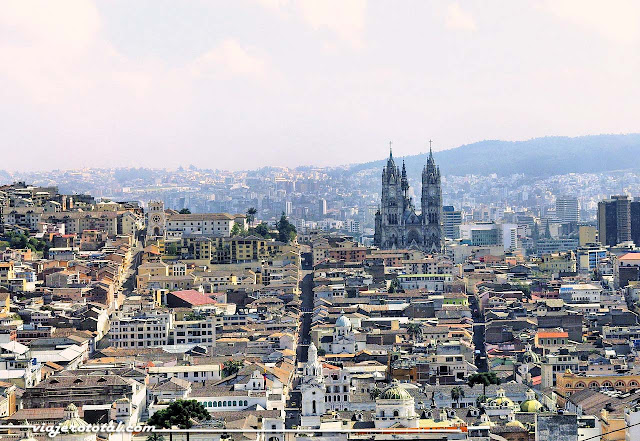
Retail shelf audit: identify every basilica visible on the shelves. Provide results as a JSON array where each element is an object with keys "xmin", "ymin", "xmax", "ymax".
[{"xmin": 374, "ymin": 146, "xmax": 444, "ymax": 253}]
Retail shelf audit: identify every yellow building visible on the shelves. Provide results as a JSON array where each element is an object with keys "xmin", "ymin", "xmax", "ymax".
[
  {"xmin": 0, "ymin": 262, "xmax": 15, "ymax": 287},
  {"xmin": 539, "ymin": 251, "xmax": 577, "ymax": 273},
  {"xmin": 579, "ymin": 226, "xmax": 598, "ymax": 246},
  {"xmin": 557, "ymin": 371, "xmax": 640, "ymax": 397}
]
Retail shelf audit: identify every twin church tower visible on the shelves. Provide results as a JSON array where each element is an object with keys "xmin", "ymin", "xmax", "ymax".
[{"xmin": 374, "ymin": 143, "xmax": 443, "ymax": 253}]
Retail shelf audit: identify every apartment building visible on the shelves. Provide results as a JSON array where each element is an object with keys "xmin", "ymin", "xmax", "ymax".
[{"xmin": 109, "ymin": 311, "xmax": 173, "ymax": 348}]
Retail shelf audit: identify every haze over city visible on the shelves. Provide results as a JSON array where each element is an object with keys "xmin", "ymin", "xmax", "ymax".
[{"xmin": 2, "ymin": 0, "xmax": 640, "ymax": 171}]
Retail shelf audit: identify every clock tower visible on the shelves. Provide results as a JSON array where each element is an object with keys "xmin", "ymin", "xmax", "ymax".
[{"xmin": 146, "ymin": 201, "xmax": 166, "ymax": 239}]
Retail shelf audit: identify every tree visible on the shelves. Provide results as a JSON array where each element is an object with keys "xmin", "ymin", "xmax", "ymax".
[
  {"xmin": 406, "ymin": 322, "xmax": 423, "ymax": 342},
  {"xmin": 147, "ymin": 399, "xmax": 210, "ymax": 429},
  {"xmin": 246, "ymin": 207, "xmax": 257, "ymax": 226},
  {"xmin": 276, "ymin": 213, "xmax": 296, "ymax": 244},
  {"xmin": 165, "ymin": 243, "xmax": 178, "ymax": 256},
  {"xmin": 317, "ymin": 348, "xmax": 326, "ymax": 356},
  {"xmin": 222, "ymin": 359, "xmax": 244, "ymax": 377},
  {"xmin": 369, "ymin": 385, "xmax": 382, "ymax": 400},
  {"xmin": 231, "ymin": 223, "xmax": 246, "ymax": 237},
  {"xmin": 179, "ymin": 208, "xmax": 191, "ymax": 214},
  {"xmin": 253, "ymin": 223, "xmax": 271, "ymax": 238},
  {"xmin": 146, "ymin": 434, "xmax": 165, "ymax": 441},
  {"xmin": 388, "ymin": 278, "xmax": 402, "ymax": 294},
  {"xmin": 468, "ymin": 372, "xmax": 501, "ymax": 398},
  {"xmin": 450, "ymin": 386, "xmax": 465, "ymax": 408}
]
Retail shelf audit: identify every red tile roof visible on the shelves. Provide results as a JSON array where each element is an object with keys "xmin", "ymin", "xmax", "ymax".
[{"xmin": 170, "ymin": 289, "xmax": 216, "ymax": 306}]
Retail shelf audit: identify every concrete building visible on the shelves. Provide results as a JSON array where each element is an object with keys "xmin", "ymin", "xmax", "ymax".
[{"xmin": 556, "ymin": 196, "xmax": 580, "ymax": 223}]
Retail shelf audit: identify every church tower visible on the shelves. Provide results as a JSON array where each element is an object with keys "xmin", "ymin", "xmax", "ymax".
[
  {"xmin": 421, "ymin": 143, "xmax": 443, "ymax": 253},
  {"xmin": 300, "ymin": 343, "xmax": 326, "ymax": 428},
  {"xmin": 379, "ymin": 146, "xmax": 405, "ymax": 249},
  {"xmin": 146, "ymin": 201, "xmax": 166, "ymax": 239}
]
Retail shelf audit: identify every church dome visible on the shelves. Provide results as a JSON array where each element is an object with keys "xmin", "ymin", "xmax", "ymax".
[
  {"xmin": 506, "ymin": 419, "xmax": 525, "ymax": 429},
  {"xmin": 336, "ymin": 315, "xmax": 351, "ymax": 328},
  {"xmin": 379, "ymin": 381, "xmax": 412, "ymax": 401},
  {"xmin": 487, "ymin": 388, "xmax": 515, "ymax": 408},
  {"xmin": 520, "ymin": 389, "xmax": 543, "ymax": 412},
  {"xmin": 60, "ymin": 403, "xmax": 89, "ymax": 429}
]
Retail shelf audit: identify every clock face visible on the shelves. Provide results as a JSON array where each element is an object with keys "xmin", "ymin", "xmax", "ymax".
[
  {"xmin": 151, "ymin": 214, "xmax": 162, "ymax": 223},
  {"xmin": 429, "ymin": 187, "xmax": 437, "ymax": 197}
]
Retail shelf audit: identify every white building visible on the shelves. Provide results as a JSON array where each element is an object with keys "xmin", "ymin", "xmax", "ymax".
[
  {"xmin": 109, "ymin": 311, "xmax": 173, "ymax": 348},
  {"xmin": 300, "ymin": 343, "xmax": 326, "ymax": 428},
  {"xmin": 559, "ymin": 283, "xmax": 602, "ymax": 304}
]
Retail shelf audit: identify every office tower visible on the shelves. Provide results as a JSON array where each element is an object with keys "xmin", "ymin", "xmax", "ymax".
[
  {"xmin": 318, "ymin": 198, "xmax": 327, "ymax": 217},
  {"xmin": 632, "ymin": 198, "xmax": 640, "ymax": 247},
  {"xmin": 443, "ymin": 205, "xmax": 462, "ymax": 239},
  {"xmin": 597, "ymin": 195, "xmax": 631, "ymax": 246},
  {"xmin": 556, "ymin": 196, "xmax": 579, "ymax": 223}
]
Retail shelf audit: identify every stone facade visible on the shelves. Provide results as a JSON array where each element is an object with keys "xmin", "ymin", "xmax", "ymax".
[{"xmin": 374, "ymin": 148, "xmax": 443, "ymax": 253}]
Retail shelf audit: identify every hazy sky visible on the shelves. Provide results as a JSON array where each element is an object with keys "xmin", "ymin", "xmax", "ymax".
[{"xmin": 1, "ymin": 1, "xmax": 639, "ymax": 171}]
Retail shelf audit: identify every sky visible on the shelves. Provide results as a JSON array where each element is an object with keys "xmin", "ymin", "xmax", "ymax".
[{"xmin": 1, "ymin": 0, "xmax": 639, "ymax": 171}]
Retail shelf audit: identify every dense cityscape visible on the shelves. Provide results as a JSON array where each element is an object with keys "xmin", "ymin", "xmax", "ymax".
[
  {"xmin": 0, "ymin": 144, "xmax": 640, "ymax": 441},
  {"xmin": 4, "ymin": 1, "xmax": 640, "ymax": 440}
]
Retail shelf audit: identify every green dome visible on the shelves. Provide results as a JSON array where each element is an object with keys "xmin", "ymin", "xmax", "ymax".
[
  {"xmin": 379, "ymin": 382, "xmax": 412, "ymax": 401},
  {"xmin": 520, "ymin": 399, "xmax": 543, "ymax": 412}
]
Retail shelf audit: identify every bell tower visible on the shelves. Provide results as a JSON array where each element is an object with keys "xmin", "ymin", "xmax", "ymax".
[{"xmin": 421, "ymin": 141, "xmax": 443, "ymax": 252}]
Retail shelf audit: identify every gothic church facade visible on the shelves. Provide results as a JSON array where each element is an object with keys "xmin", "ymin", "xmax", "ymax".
[{"xmin": 374, "ymin": 147, "xmax": 443, "ymax": 253}]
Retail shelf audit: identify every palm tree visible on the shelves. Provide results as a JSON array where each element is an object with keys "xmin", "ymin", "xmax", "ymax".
[
  {"xmin": 468, "ymin": 372, "xmax": 501, "ymax": 399},
  {"xmin": 450, "ymin": 386, "xmax": 465, "ymax": 408},
  {"xmin": 406, "ymin": 322, "xmax": 423, "ymax": 342},
  {"xmin": 246, "ymin": 207, "xmax": 257, "ymax": 226}
]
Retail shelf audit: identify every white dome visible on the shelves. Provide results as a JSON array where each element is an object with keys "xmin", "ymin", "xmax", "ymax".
[{"xmin": 336, "ymin": 315, "xmax": 351, "ymax": 328}]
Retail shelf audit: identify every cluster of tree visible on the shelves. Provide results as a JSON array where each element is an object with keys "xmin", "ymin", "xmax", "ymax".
[
  {"xmin": 0, "ymin": 231, "xmax": 49, "ymax": 255},
  {"xmin": 221, "ymin": 359, "xmax": 244, "ymax": 377},
  {"xmin": 275, "ymin": 213, "xmax": 296, "ymax": 243},
  {"xmin": 165, "ymin": 242, "xmax": 179, "ymax": 256},
  {"xmin": 178, "ymin": 208, "xmax": 191, "ymax": 214},
  {"xmin": 388, "ymin": 278, "xmax": 403, "ymax": 293},
  {"xmin": 147, "ymin": 399, "xmax": 210, "ymax": 429},
  {"xmin": 230, "ymin": 212, "xmax": 296, "ymax": 244}
]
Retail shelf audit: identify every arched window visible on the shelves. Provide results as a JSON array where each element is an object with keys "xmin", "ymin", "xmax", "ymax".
[
  {"xmin": 602, "ymin": 381, "xmax": 613, "ymax": 388},
  {"xmin": 615, "ymin": 381, "xmax": 626, "ymax": 389},
  {"xmin": 213, "ymin": 402, "xmax": 217, "ymax": 407},
  {"xmin": 588, "ymin": 382, "xmax": 600, "ymax": 390},
  {"xmin": 575, "ymin": 382, "xmax": 586, "ymax": 388},
  {"xmin": 393, "ymin": 410, "xmax": 399, "ymax": 417},
  {"xmin": 218, "ymin": 401, "xmax": 222, "ymax": 407},
  {"xmin": 381, "ymin": 410, "xmax": 385, "ymax": 417},
  {"xmin": 208, "ymin": 401, "xmax": 213, "ymax": 407},
  {"xmin": 630, "ymin": 381, "xmax": 639, "ymax": 388}
]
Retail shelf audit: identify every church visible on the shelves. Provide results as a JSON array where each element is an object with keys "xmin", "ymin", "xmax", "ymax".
[{"xmin": 374, "ymin": 145, "xmax": 444, "ymax": 253}]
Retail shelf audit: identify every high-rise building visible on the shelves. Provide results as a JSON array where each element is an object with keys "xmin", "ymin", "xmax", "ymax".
[
  {"xmin": 318, "ymin": 198, "xmax": 327, "ymax": 217},
  {"xmin": 578, "ymin": 226, "xmax": 597, "ymax": 246},
  {"xmin": 598, "ymin": 195, "xmax": 631, "ymax": 247},
  {"xmin": 373, "ymin": 146, "xmax": 443, "ymax": 252},
  {"xmin": 443, "ymin": 205, "xmax": 462, "ymax": 239},
  {"xmin": 632, "ymin": 198, "xmax": 640, "ymax": 247},
  {"xmin": 556, "ymin": 196, "xmax": 579, "ymax": 223}
]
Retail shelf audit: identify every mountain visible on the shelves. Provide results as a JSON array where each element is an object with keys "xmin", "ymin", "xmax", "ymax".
[{"xmin": 349, "ymin": 134, "xmax": 640, "ymax": 177}]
